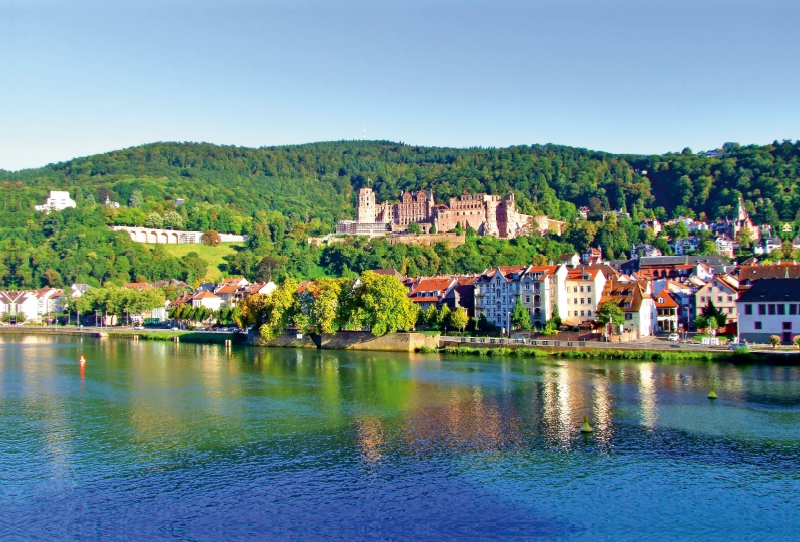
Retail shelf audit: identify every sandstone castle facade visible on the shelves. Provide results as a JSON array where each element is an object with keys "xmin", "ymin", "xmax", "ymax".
[{"xmin": 337, "ymin": 187, "xmax": 564, "ymax": 239}]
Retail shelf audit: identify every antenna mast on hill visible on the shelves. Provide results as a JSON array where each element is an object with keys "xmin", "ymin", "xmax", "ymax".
[{"xmin": 363, "ymin": 125, "xmax": 366, "ymax": 141}]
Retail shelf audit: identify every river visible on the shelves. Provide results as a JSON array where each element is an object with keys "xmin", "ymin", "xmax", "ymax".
[{"xmin": 1, "ymin": 336, "xmax": 798, "ymax": 541}]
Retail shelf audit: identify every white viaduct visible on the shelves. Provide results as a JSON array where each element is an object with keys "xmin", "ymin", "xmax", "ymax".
[{"xmin": 110, "ymin": 226, "xmax": 246, "ymax": 244}]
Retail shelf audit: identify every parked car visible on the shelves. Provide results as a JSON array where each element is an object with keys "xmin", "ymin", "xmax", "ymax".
[
  {"xmin": 667, "ymin": 333, "xmax": 679, "ymax": 342},
  {"xmin": 134, "ymin": 325, "xmax": 144, "ymax": 330}
]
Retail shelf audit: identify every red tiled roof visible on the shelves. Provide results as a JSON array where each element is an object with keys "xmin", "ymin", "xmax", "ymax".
[
  {"xmin": 654, "ymin": 293, "xmax": 679, "ymax": 308},
  {"xmin": 215, "ymin": 285, "xmax": 238, "ymax": 295},
  {"xmin": 124, "ymin": 282, "xmax": 153, "ymax": 290},
  {"xmin": 410, "ymin": 278, "xmax": 454, "ymax": 295},
  {"xmin": 193, "ymin": 291, "xmax": 220, "ymax": 299}
]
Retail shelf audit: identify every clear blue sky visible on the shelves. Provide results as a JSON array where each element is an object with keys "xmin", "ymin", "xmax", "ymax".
[{"xmin": 2, "ymin": 0, "xmax": 798, "ymax": 171}]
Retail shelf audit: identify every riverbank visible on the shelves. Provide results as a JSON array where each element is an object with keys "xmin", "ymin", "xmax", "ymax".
[
  {"xmin": 0, "ymin": 326, "xmax": 238, "ymax": 345},
  {"xmin": 4, "ymin": 326, "xmax": 800, "ymax": 363},
  {"xmin": 429, "ymin": 344, "xmax": 753, "ymax": 362}
]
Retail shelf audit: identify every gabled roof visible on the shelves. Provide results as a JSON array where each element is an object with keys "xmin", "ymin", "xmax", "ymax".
[
  {"xmin": 566, "ymin": 266, "xmax": 602, "ymax": 281},
  {"xmin": 215, "ymin": 285, "xmax": 239, "ymax": 295},
  {"xmin": 737, "ymin": 263, "xmax": 800, "ymax": 282},
  {"xmin": 738, "ymin": 279, "xmax": 800, "ymax": 303},
  {"xmin": 124, "ymin": 282, "xmax": 153, "ymax": 290},
  {"xmin": 218, "ymin": 277, "xmax": 247, "ymax": 286},
  {"xmin": 409, "ymin": 277, "xmax": 456, "ymax": 298},
  {"xmin": 600, "ymin": 283, "xmax": 650, "ymax": 313},
  {"xmin": 193, "ymin": 291, "xmax": 221, "ymax": 300},
  {"xmin": 654, "ymin": 292, "xmax": 679, "ymax": 308}
]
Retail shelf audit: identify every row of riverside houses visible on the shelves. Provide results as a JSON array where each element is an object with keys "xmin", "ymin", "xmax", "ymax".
[
  {"xmin": 0, "ymin": 278, "xmax": 277, "ymax": 325},
  {"xmin": 0, "ymin": 287, "xmax": 74, "ymax": 323},
  {"xmin": 170, "ymin": 278, "xmax": 277, "ymax": 312},
  {"xmin": 389, "ymin": 245, "xmax": 800, "ymax": 342}
]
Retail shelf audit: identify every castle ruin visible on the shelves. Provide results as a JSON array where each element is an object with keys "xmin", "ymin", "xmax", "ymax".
[{"xmin": 337, "ymin": 188, "xmax": 564, "ymax": 239}]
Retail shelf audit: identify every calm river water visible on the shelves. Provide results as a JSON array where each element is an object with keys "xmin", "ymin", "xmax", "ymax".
[{"xmin": 1, "ymin": 336, "xmax": 799, "ymax": 541}]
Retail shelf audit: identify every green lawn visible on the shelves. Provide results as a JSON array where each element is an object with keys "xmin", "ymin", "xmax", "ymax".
[{"xmin": 154, "ymin": 243, "xmax": 242, "ymax": 282}]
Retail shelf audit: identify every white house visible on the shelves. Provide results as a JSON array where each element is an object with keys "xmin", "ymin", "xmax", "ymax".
[
  {"xmin": 715, "ymin": 235, "xmax": 735, "ymax": 257},
  {"xmin": 560, "ymin": 266, "xmax": 606, "ymax": 326},
  {"xmin": 35, "ymin": 190, "xmax": 76, "ymax": 213},
  {"xmin": 599, "ymin": 282, "xmax": 657, "ymax": 338},
  {"xmin": 559, "ymin": 254, "xmax": 580, "ymax": 267},
  {"xmin": 0, "ymin": 291, "xmax": 40, "ymax": 322},
  {"xmin": 192, "ymin": 291, "xmax": 223, "ymax": 311},
  {"xmin": 737, "ymin": 279, "xmax": 800, "ymax": 344},
  {"xmin": 753, "ymin": 237, "xmax": 782, "ymax": 256},
  {"xmin": 672, "ymin": 237, "xmax": 700, "ymax": 255}
]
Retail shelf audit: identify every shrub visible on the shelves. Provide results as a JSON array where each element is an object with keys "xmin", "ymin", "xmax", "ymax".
[
  {"xmin": 769, "ymin": 335, "xmax": 781, "ymax": 347},
  {"xmin": 794, "ymin": 335, "xmax": 800, "ymax": 347}
]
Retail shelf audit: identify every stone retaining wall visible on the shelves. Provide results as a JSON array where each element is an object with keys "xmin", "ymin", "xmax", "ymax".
[{"xmin": 250, "ymin": 330, "xmax": 440, "ymax": 352}]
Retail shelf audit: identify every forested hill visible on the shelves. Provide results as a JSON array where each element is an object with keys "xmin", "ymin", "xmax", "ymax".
[{"xmin": 4, "ymin": 139, "xmax": 798, "ymax": 227}]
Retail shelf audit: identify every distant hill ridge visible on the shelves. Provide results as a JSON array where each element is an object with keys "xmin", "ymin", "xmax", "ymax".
[{"xmin": 3, "ymin": 139, "xmax": 799, "ymax": 226}]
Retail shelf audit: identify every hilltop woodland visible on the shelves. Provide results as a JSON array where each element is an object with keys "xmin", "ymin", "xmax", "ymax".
[{"xmin": 1, "ymin": 140, "xmax": 799, "ymax": 289}]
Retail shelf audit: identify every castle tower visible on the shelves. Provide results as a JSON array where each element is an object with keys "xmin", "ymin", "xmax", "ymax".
[
  {"xmin": 357, "ymin": 187, "xmax": 376, "ymax": 223},
  {"xmin": 736, "ymin": 197, "xmax": 747, "ymax": 221}
]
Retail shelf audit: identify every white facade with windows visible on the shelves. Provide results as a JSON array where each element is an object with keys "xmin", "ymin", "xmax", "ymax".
[
  {"xmin": 737, "ymin": 279, "xmax": 800, "ymax": 344},
  {"xmin": 559, "ymin": 268, "xmax": 606, "ymax": 326},
  {"xmin": 34, "ymin": 190, "xmax": 77, "ymax": 214}
]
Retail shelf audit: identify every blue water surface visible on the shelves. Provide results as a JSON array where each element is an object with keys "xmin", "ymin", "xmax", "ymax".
[{"xmin": 1, "ymin": 336, "xmax": 798, "ymax": 541}]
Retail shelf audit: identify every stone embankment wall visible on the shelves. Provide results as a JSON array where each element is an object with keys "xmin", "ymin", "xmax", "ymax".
[
  {"xmin": 251, "ymin": 331, "xmax": 440, "ymax": 352},
  {"xmin": 0, "ymin": 327, "xmax": 103, "ymax": 338}
]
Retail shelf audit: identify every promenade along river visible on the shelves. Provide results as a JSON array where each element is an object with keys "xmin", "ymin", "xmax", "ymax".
[{"xmin": 1, "ymin": 336, "xmax": 799, "ymax": 541}]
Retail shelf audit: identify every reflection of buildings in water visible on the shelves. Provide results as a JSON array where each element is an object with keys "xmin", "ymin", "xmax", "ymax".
[
  {"xmin": 541, "ymin": 363, "xmax": 594, "ymax": 446},
  {"xmin": 592, "ymin": 378, "xmax": 613, "ymax": 443},
  {"xmin": 638, "ymin": 364, "xmax": 657, "ymax": 428},
  {"xmin": 402, "ymin": 385, "xmax": 520, "ymax": 453},
  {"xmin": 357, "ymin": 417, "xmax": 385, "ymax": 463}
]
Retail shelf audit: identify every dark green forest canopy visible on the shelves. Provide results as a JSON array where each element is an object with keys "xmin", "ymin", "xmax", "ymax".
[
  {"xmin": 4, "ymin": 139, "xmax": 800, "ymax": 224},
  {"xmin": 1, "ymin": 139, "xmax": 799, "ymax": 290}
]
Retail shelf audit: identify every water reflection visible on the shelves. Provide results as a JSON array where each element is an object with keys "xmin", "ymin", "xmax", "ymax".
[{"xmin": 2, "ymin": 337, "xmax": 800, "ymax": 540}]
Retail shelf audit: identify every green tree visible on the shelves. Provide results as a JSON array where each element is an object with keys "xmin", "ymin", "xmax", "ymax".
[
  {"xmin": 424, "ymin": 305, "xmax": 440, "ymax": 329},
  {"xmin": 408, "ymin": 222, "xmax": 422, "ymax": 235},
  {"xmin": 129, "ymin": 190, "xmax": 143, "ymax": 208},
  {"xmin": 144, "ymin": 212, "xmax": 163, "ymax": 229},
  {"xmin": 596, "ymin": 301, "xmax": 624, "ymax": 327},
  {"xmin": 550, "ymin": 305, "xmax": 562, "ymax": 327},
  {"xmin": 735, "ymin": 228, "xmax": 753, "ymax": 251},
  {"xmin": 699, "ymin": 240, "xmax": 717, "ymax": 255},
  {"xmin": 259, "ymin": 278, "xmax": 300, "ymax": 340},
  {"xmin": 350, "ymin": 271, "xmax": 419, "ymax": 336},
  {"xmin": 179, "ymin": 252, "xmax": 208, "ymax": 283},
  {"xmin": 665, "ymin": 221, "xmax": 689, "ymax": 240},
  {"xmin": 163, "ymin": 210, "xmax": 184, "ymax": 230},
  {"xmin": 511, "ymin": 298, "xmax": 531, "ymax": 330},
  {"xmin": 449, "ymin": 307, "xmax": 469, "ymax": 333},
  {"xmin": 439, "ymin": 305, "xmax": 451, "ymax": 330},
  {"xmin": 305, "ymin": 278, "xmax": 347, "ymax": 334}
]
